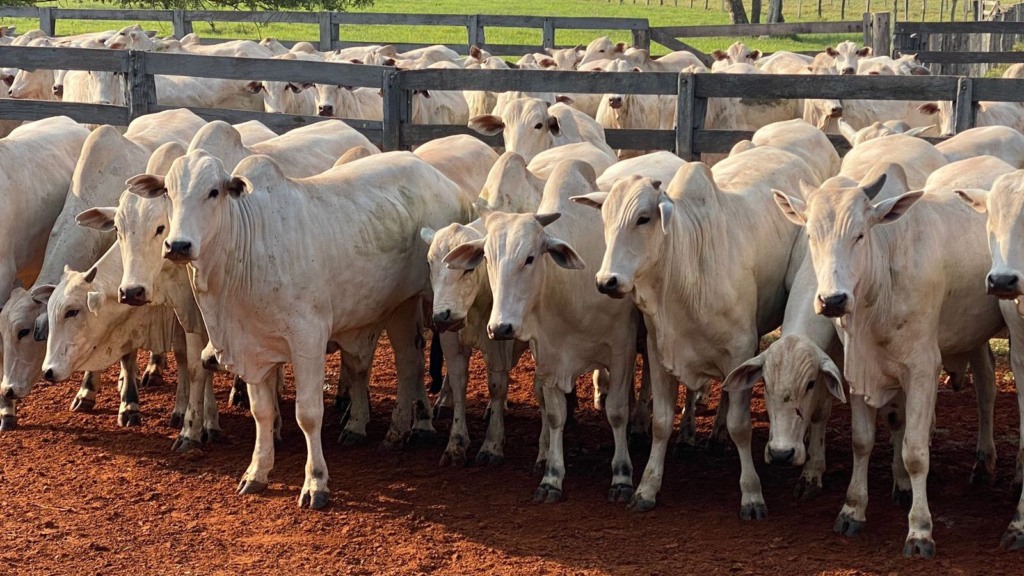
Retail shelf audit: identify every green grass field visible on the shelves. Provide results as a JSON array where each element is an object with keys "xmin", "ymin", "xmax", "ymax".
[{"xmin": 0, "ymin": 0, "xmax": 979, "ymax": 54}]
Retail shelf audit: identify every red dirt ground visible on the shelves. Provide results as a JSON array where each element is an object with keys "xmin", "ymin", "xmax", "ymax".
[{"xmin": 0, "ymin": 339, "xmax": 1021, "ymax": 576}]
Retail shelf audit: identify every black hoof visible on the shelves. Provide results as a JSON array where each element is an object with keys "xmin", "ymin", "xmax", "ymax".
[
  {"xmin": 70, "ymin": 396, "xmax": 95, "ymax": 413},
  {"xmin": 794, "ymin": 477, "xmax": 822, "ymax": 500},
  {"xmin": 118, "ymin": 410, "xmax": 141, "ymax": 427},
  {"xmin": 607, "ymin": 484, "xmax": 634, "ymax": 503},
  {"xmin": 201, "ymin": 428, "xmax": 222, "ymax": 444},
  {"xmin": 168, "ymin": 412, "xmax": 184, "ymax": 429},
  {"xmin": 140, "ymin": 370, "xmax": 163, "ymax": 388},
  {"xmin": 440, "ymin": 447, "xmax": 467, "ymax": 468},
  {"xmin": 432, "ymin": 405, "xmax": 453, "ymax": 421},
  {"xmin": 834, "ymin": 512, "xmax": 864, "ymax": 537},
  {"xmin": 892, "ymin": 487, "xmax": 912, "ymax": 508},
  {"xmin": 532, "ymin": 484, "xmax": 562, "ymax": 504},
  {"xmin": 475, "ymin": 450, "xmax": 504, "ymax": 466},
  {"xmin": 237, "ymin": 478, "xmax": 267, "ymax": 495},
  {"xmin": 1000, "ymin": 527, "xmax": 1024, "ymax": 551},
  {"xmin": 903, "ymin": 537, "xmax": 936, "ymax": 559},
  {"xmin": 740, "ymin": 502, "xmax": 767, "ymax": 520},
  {"xmin": 299, "ymin": 490, "xmax": 330, "ymax": 510},
  {"xmin": 337, "ymin": 430, "xmax": 367, "ymax": 446},
  {"xmin": 408, "ymin": 428, "xmax": 436, "ymax": 447},
  {"xmin": 628, "ymin": 495, "xmax": 656, "ymax": 512},
  {"xmin": 172, "ymin": 436, "xmax": 201, "ymax": 453},
  {"xmin": 0, "ymin": 414, "xmax": 17, "ymax": 432}
]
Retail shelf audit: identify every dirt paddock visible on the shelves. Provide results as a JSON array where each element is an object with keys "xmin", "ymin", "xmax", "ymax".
[{"xmin": 0, "ymin": 339, "xmax": 1021, "ymax": 575}]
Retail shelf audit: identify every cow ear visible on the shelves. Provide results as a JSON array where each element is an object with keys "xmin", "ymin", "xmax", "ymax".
[
  {"xmin": 543, "ymin": 236, "xmax": 585, "ymax": 270},
  {"xmin": 722, "ymin": 353, "xmax": 765, "ymax": 393},
  {"xmin": 773, "ymin": 190, "xmax": 808, "ymax": 225},
  {"xmin": 749, "ymin": 49, "xmax": 762, "ymax": 60},
  {"xmin": 383, "ymin": 58, "xmax": 396, "ymax": 67},
  {"xmin": 555, "ymin": 94, "xmax": 574, "ymax": 105},
  {"xmin": 872, "ymin": 190, "xmax": 924, "ymax": 224},
  {"xmin": 917, "ymin": 102, "xmax": 939, "ymax": 115},
  {"xmin": 243, "ymin": 81, "xmax": 262, "ymax": 94},
  {"xmin": 419, "ymin": 227, "xmax": 435, "ymax": 246},
  {"xmin": 954, "ymin": 188, "xmax": 989, "ymax": 213},
  {"xmin": 86, "ymin": 291, "xmax": 105, "ymax": 315},
  {"xmin": 82, "ymin": 267, "xmax": 97, "ymax": 283},
  {"xmin": 443, "ymin": 239, "xmax": 486, "ymax": 271},
  {"xmin": 546, "ymin": 115, "xmax": 561, "ymax": 136},
  {"xmin": 468, "ymin": 114, "xmax": 505, "ymax": 136},
  {"xmin": 226, "ymin": 176, "xmax": 250, "ymax": 198},
  {"xmin": 712, "ymin": 49, "xmax": 727, "ymax": 61},
  {"xmin": 126, "ymin": 174, "xmax": 166, "ymax": 198},
  {"xmin": 30, "ymin": 284, "xmax": 55, "ymax": 305},
  {"xmin": 285, "ymin": 83, "xmax": 303, "ymax": 93},
  {"xmin": 614, "ymin": 42, "xmax": 626, "ymax": 53},
  {"xmin": 76, "ymin": 207, "xmax": 117, "ymax": 232},
  {"xmin": 860, "ymin": 173, "xmax": 888, "ymax": 200},
  {"xmin": 658, "ymin": 192, "xmax": 674, "ymax": 234},
  {"xmin": 857, "ymin": 46, "xmax": 872, "ymax": 57},
  {"xmin": 816, "ymin": 347, "xmax": 846, "ymax": 403},
  {"xmin": 470, "ymin": 45, "xmax": 482, "ymax": 60},
  {"xmin": 570, "ymin": 191, "xmax": 608, "ymax": 210},
  {"xmin": 535, "ymin": 213, "xmax": 561, "ymax": 227},
  {"xmin": 825, "ymin": 46, "xmax": 839, "ymax": 57},
  {"xmin": 33, "ymin": 312, "xmax": 48, "ymax": 342}
]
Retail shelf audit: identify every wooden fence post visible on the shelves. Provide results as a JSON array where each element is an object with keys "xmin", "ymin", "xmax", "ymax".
[
  {"xmin": 632, "ymin": 24, "xmax": 652, "ymax": 50},
  {"xmin": 676, "ymin": 73, "xmax": 698, "ymax": 160},
  {"xmin": 872, "ymin": 12, "xmax": 891, "ymax": 57},
  {"xmin": 953, "ymin": 76, "xmax": 975, "ymax": 133},
  {"xmin": 381, "ymin": 69, "xmax": 410, "ymax": 151},
  {"xmin": 467, "ymin": 15, "xmax": 485, "ymax": 49},
  {"xmin": 542, "ymin": 19, "xmax": 556, "ymax": 50},
  {"xmin": 318, "ymin": 12, "xmax": 338, "ymax": 51},
  {"xmin": 125, "ymin": 50, "xmax": 156, "ymax": 121},
  {"xmin": 863, "ymin": 12, "xmax": 873, "ymax": 47},
  {"xmin": 38, "ymin": 7, "xmax": 55, "ymax": 37},
  {"xmin": 172, "ymin": 10, "xmax": 193, "ymax": 38}
]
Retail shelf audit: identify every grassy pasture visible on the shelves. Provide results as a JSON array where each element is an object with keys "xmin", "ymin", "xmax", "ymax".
[{"xmin": 0, "ymin": 0, "xmax": 966, "ymax": 54}]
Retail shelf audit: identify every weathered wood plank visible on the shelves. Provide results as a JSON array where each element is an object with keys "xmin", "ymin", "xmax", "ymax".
[
  {"xmin": 953, "ymin": 76, "xmax": 975, "ymax": 133},
  {"xmin": 55, "ymin": 8, "xmax": 174, "ymax": 21},
  {"xmin": 896, "ymin": 20, "xmax": 1024, "ymax": 33},
  {"xmin": 477, "ymin": 15, "xmax": 647, "ymax": 29},
  {"xmin": 126, "ymin": 50, "xmax": 156, "ymax": 120},
  {"xmin": 400, "ymin": 68, "xmax": 679, "ymax": 94},
  {"xmin": 653, "ymin": 20, "xmax": 863, "ymax": 37},
  {"xmin": 649, "ymin": 29, "xmax": 712, "ymax": 65},
  {"xmin": 150, "ymin": 104, "xmax": 383, "ymax": 140},
  {"xmin": 914, "ymin": 50, "xmax": 1024, "ymax": 63},
  {"xmin": 694, "ymin": 73, "xmax": 959, "ymax": 100},
  {"xmin": 332, "ymin": 13, "xmax": 469, "ymax": 26},
  {"xmin": 401, "ymin": 124, "xmax": 672, "ymax": 150},
  {"xmin": 381, "ymin": 69, "xmax": 403, "ymax": 151},
  {"xmin": 676, "ymin": 74, "xmax": 696, "ymax": 160},
  {"xmin": 694, "ymin": 130, "xmax": 949, "ymax": 156},
  {"xmin": 143, "ymin": 52, "xmax": 387, "ymax": 87},
  {"xmin": 972, "ymin": 78, "xmax": 1024, "ymax": 102},
  {"xmin": 172, "ymin": 9, "xmax": 193, "ymax": 38},
  {"xmin": 184, "ymin": 10, "xmax": 318, "ymax": 24},
  {"xmin": 0, "ymin": 7, "xmax": 41, "ymax": 18},
  {"xmin": 0, "ymin": 99, "xmax": 130, "ymax": 126},
  {"xmin": 0, "ymin": 46, "xmax": 128, "ymax": 73}
]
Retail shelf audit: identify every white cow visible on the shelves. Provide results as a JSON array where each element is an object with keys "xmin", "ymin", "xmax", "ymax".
[
  {"xmin": 526, "ymin": 141, "xmax": 617, "ymax": 181},
  {"xmin": 840, "ymin": 133, "xmax": 947, "ymax": 188},
  {"xmin": 413, "ymin": 135, "xmax": 499, "ymax": 200},
  {"xmin": 595, "ymin": 151, "xmax": 686, "ymax": 192},
  {"xmin": 232, "ymin": 120, "xmax": 278, "ymax": 146},
  {"xmin": 314, "ymin": 73, "xmax": 383, "ymax": 121},
  {"xmin": 122, "ymin": 150, "xmax": 472, "ymax": 508},
  {"xmin": 244, "ymin": 53, "xmax": 322, "ymax": 116},
  {"xmin": 411, "ymin": 63, "xmax": 470, "ymax": 126},
  {"xmin": 935, "ymin": 125, "xmax": 1024, "ymax": 167},
  {"xmin": 837, "ymin": 119, "xmax": 935, "ymax": 148},
  {"xmin": 469, "ymin": 98, "xmax": 614, "ymax": 163},
  {"xmin": 917, "ymin": 99, "xmax": 1024, "ymax": 136},
  {"xmin": 444, "ymin": 160, "xmax": 639, "ymax": 503},
  {"xmin": 573, "ymin": 142, "xmax": 819, "ymax": 515},
  {"xmin": 578, "ymin": 37, "xmax": 628, "ymax": 67},
  {"xmin": 9, "ymin": 38, "xmax": 58, "ymax": 101},
  {"xmin": 595, "ymin": 60, "xmax": 675, "ymax": 159},
  {"xmin": 773, "ymin": 164, "xmax": 1004, "ymax": 559},
  {"xmin": 711, "ymin": 41, "xmax": 762, "ymax": 70},
  {"xmin": 816, "ymin": 41, "xmax": 871, "ymax": 75}
]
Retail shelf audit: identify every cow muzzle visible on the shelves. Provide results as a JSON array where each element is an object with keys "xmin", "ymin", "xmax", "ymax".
[
  {"xmin": 595, "ymin": 273, "xmax": 629, "ymax": 299},
  {"xmin": 828, "ymin": 106, "xmax": 843, "ymax": 118},
  {"xmin": 487, "ymin": 322, "xmax": 517, "ymax": 341},
  {"xmin": 163, "ymin": 240, "xmax": 195, "ymax": 262},
  {"xmin": 608, "ymin": 96, "xmax": 623, "ymax": 110},
  {"xmin": 41, "ymin": 366, "xmax": 68, "ymax": 383},
  {"xmin": 118, "ymin": 285, "xmax": 149, "ymax": 306},
  {"xmin": 317, "ymin": 105, "xmax": 334, "ymax": 117},
  {"xmin": 841, "ymin": 67, "xmax": 856, "ymax": 75},
  {"xmin": 816, "ymin": 292, "xmax": 850, "ymax": 318},
  {"xmin": 432, "ymin": 309, "xmax": 465, "ymax": 333},
  {"xmin": 0, "ymin": 384, "xmax": 16, "ymax": 400},
  {"xmin": 766, "ymin": 445, "xmax": 797, "ymax": 466},
  {"xmin": 987, "ymin": 272, "xmax": 1021, "ymax": 299}
]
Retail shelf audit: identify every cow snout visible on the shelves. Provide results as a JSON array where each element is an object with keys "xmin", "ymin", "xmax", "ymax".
[
  {"xmin": 986, "ymin": 273, "xmax": 1021, "ymax": 298},
  {"xmin": 432, "ymin": 310, "xmax": 465, "ymax": 333},
  {"xmin": 829, "ymin": 106, "xmax": 843, "ymax": 118},
  {"xmin": 817, "ymin": 293, "xmax": 849, "ymax": 318},
  {"xmin": 841, "ymin": 67, "xmax": 855, "ymax": 75},
  {"xmin": 608, "ymin": 96, "xmax": 623, "ymax": 110},
  {"xmin": 317, "ymin": 105, "xmax": 334, "ymax": 117},
  {"xmin": 118, "ymin": 285, "xmax": 148, "ymax": 306},
  {"xmin": 766, "ymin": 446, "xmax": 797, "ymax": 466},
  {"xmin": 488, "ymin": 322, "xmax": 516, "ymax": 341},
  {"xmin": 163, "ymin": 240, "xmax": 193, "ymax": 262},
  {"xmin": 52, "ymin": 84, "xmax": 63, "ymax": 97},
  {"xmin": 43, "ymin": 369, "xmax": 55, "ymax": 382},
  {"xmin": 595, "ymin": 274, "xmax": 628, "ymax": 298},
  {"xmin": 6, "ymin": 89, "xmax": 11, "ymax": 97}
]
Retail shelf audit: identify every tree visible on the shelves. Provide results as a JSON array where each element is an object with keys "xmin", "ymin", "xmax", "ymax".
[
  {"xmin": 767, "ymin": 0, "xmax": 785, "ymax": 22},
  {"xmin": 726, "ymin": 0, "xmax": 749, "ymax": 23},
  {"xmin": 751, "ymin": 0, "xmax": 762, "ymax": 23}
]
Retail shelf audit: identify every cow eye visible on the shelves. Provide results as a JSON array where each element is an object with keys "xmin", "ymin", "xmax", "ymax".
[
  {"xmin": 64, "ymin": 310, "xmax": 79, "ymax": 319},
  {"xmin": 806, "ymin": 380, "xmax": 815, "ymax": 391},
  {"xmin": 855, "ymin": 233, "xmax": 864, "ymax": 243},
  {"xmin": 155, "ymin": 225, "xmax": 165, "ymax": 236},
  {"xmin": 599, "ymin": 49, "xmax": 605, "ymax": 53},
  {"xmin": 209, "ymin": 189, "xmax": 219, "ymax": 199},
  {"xmin": 636, "ymin": 216, "xmax": 650, "ymax": 226},
  {"xmin": 17, "ymin": 328, "xmax": 29, "ymax": 340},
  {"xmin": 533, "ymin": 122, "xmax": 543, "ymax": 130},
  {"xmin": 525, "ymin": 255, "xmax": 535, "ymax": 265}
]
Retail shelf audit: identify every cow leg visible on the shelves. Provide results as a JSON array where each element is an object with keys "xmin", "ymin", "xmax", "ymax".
[
  {"xmin": 835, "ymin": 395, "xmax": 877, "ymax": 537},
  {"xmin": 709, "ymin": 383, "xmax": 730, "ymax": 451},
  {"xmin": 170, "ymin": 328, "xmax": 190, "ymax": 428},
  {"xmin": 338, "ymin": 339, "xmax": 374, "ymax": 445},
  {"xmin": 630, "ymin": 333, "xmax": 679, "ymax": 512},
  {"xmin": 273, "ymin": 366, "xmax": 285, "ymax": 446},
  {"xmin": 140, "ymin": 350, "xmax": 165, "ymax": 388},
  {"xmin": 796, "ymin": 399, "xmax": 832, "ymax": 499},
  {"xmin": 202, "ymin": 370, "xmax": 221, "ymax": 443},
  {"xmin": 674, "ymin": 385, "xmax": 699, "ymax": 459},
  {"xmin": 1003, "ymin": 326, "xmax": 1024, "ymax": 550},
  {"xmin": 968, "ymin": 344, "xmax": 997, "ymax": 485},
  {"xmin": 294, "ymin": 354, "xmax": 330, "ymax": 510},
  {"xmin": 229, "ymin": 376, "xmax": 250, "ymax": 410},
  {"xmin": 117, "ymin": 353, "xmax": 142, "ymax": 427},
  {"xmin": 901, "ymin": 366, "xmax": 939, "ymax": 559},
  {"xmin": 70, "ymin": 371, "xmax": 101, "ymax": 412},
  {"xmin": 630, "ymin": 348, "xmax": 652, "ymax": 448},
  {"xmin": 880, "ymin": 393, "xmax": 911, "ymax": 507},
  {"xmin": 728, "ymin": 385, "xmax": 765, "ymax": 520},
  {"xmin": 172, "ymin": 333, "xmax": 202, "ymax": 451},
  {"xmin": 237, "ymin": 374, "xmax": 277, "ymax": 496},
  {"xmin": 383, "ymin": 299, "xmax": 432, "ymax": 448},
  {"xmin": 534, "ymin": 380, "xmax": 567, "ymax": 503},
  {"xmin": 431, "ymin": 375, "xmax": 453, "ymax": 420},
  {"xmin": 606, "ymin": 354, "xmax": 635, "ymax": 504},
  {"xmin": 439, "ymin": 331, "xmax": 470, "ymax": 467},
  {"xmin": 534, "ymin": 376, "xmax": 550, "ymax": 474},
  {"xmin": 0, "ymin": 396, "xmax": 16, "ymax": 431},
  {"xmin": 593, "ymin": 368, "xmax": 607, "ymax": 410},
  {"xmin": 478, "ymin": 367, "xmax": 509, "ymax": 465}
]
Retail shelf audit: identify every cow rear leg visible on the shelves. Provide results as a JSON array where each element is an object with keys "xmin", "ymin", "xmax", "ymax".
[
  {"xmin": 383, "ymin": 299, "xmax": 432, "ymax": 449},
  {"xmin": 170, "ymin": 327, "xmax": 190, "ymax": 429},
  {"xmin": 238, "ymin": 374, "xmax": 277, "ymax": 496},
  {"xmin": 674, "ymin": 383, "xmax": 700, "ymax": 459},
  {"xmin": 478, "ymin": 368, "xmax": 509, "ymax": 465},
  {"xmin": 968, "ymin": 344, "xmax": 997, "ymax": 485},
  {"xmin": 881, "ymin": 393, "xmax": 911, "ymax": 507},
  {"xmin": 141, "ymin": 350, "xmax": 165, "ymax": 388},
  {"xmin": 70, "ymin": 371, "xmax": 101, "ymax": 412},
  {"xmin": 728, "ymin": 385, "xmax": 765, "ymax": 520},
  {"xmin": 439, "ymin": 331, "xmax": 470, "ymax": 467},
  {"xmin": 337, "ymin": 331, "xmax": 377, "ymax": 445},
  {"xmin": 117, "ymin": 353, "xmax": 142, "ymax": 427},
  {"xmin": 630, "ymin": 348, "xmax": 652, "ymax": 449},
  {"xmin": 835, "ymin": 396, "xmax": 876, "ymax": 538},
  {"xmin": 534, "ymin": 381, "xmax": 567, "ymax": 503},
  {"xmin": 229, "ymin": 376, "xmax": 250, "ymax": 410},
  {"xmin": 708, "ymin": 383, "xmax": 730, "ymax": 452}
]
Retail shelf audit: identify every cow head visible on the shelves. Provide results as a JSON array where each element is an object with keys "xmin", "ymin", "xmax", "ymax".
[
  {"xmin": 711, "ymin": 41, "xmax": 761, "ymax": 69},
  {"xmin": 422, "ymin": 223, "xmax": 487, "ymax": 333},
  {"xmin": 0, "ymin": 287, "xmax": 51, "ymax": 400},
  {"xmin": 956, "ymin": 171, "xmax": 1024, "ymax": 309},
  {"xmin": 916, "ymin": 100, "xmax": 954, "ymax": 137},
  {"xmin": 723, "ymin": 334, "xmax": 845, "ymax": 468},
  {"xmin": 40, "ymin": 265, "xmax": 103, "ymax": 384},
  {"xmin": 773, "ymin": 167, "xmax": 920, "ymax": 318},
  {"xmin": 579, "ymin": 36, "xmax": 627, "ymax": 67},
  {"xmin": 824, "ymin": 41, "xmax": 870, "ymax": 75},
  {"xmin": 468, "ymin": 97, "xmax": 560, "ymax": 164},
  {"xmin": 314, "ymin": 84, "xmax": 357, "ymax": 117},
  {"xmin": 249, "ymin": 78, "xmax": 314, "ymax": 114}
]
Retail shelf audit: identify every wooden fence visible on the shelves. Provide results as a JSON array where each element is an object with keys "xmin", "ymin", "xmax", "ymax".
[
  {"xmin": 894, "ymin": 5, "xmax": 1024, "ymax": 75},
  {"xmin": 2, "ymin": 44, "xmax": 1022, "ymax": 159}
]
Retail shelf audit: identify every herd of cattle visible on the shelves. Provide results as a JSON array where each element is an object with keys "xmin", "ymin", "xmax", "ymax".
[{"xmin": 2, "ymin": 23, "xmax": 1024, "ymax": 562}]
